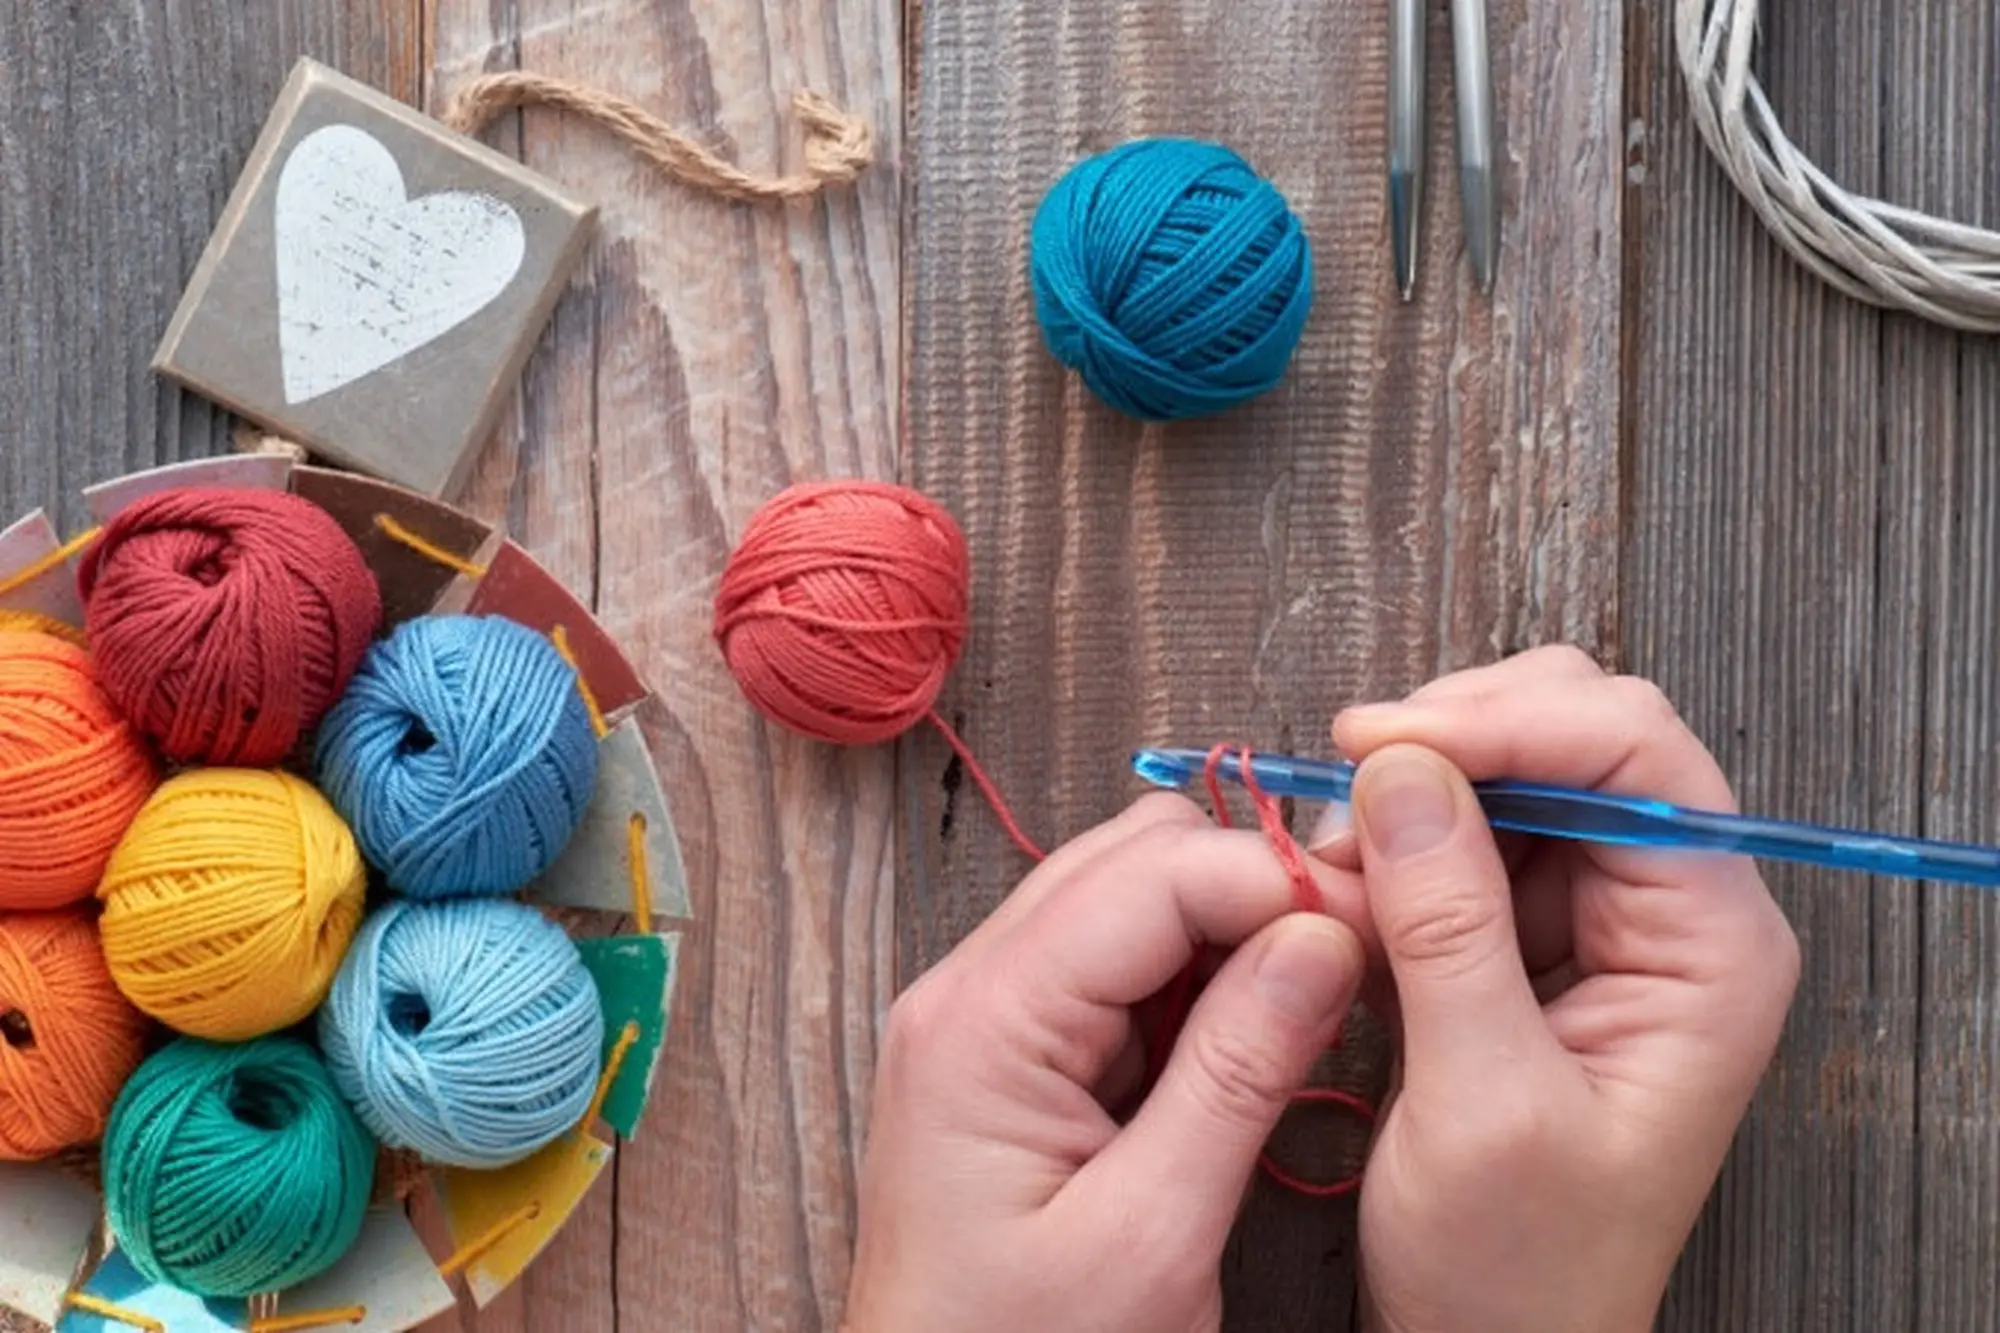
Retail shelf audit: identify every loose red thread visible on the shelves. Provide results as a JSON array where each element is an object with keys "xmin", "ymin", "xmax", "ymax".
[{"xmin": 1140, "ymin": 743, "xmax": 1375, "ymax": 1198}]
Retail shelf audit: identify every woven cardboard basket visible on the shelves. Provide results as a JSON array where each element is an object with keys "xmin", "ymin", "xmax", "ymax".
[{"xmin": 0, "ymin": 454, "xmax": 689, "ymax": 1333}]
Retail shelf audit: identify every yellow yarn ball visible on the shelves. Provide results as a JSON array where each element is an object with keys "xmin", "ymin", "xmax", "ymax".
[{"xmin": 97, "ymin": 768, "xmax": 367, "ymax": 1042}]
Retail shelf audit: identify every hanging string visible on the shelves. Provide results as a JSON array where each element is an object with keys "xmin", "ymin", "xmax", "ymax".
[{"xmin": 440, "ymin": 71, "xmax": 873, "ymax": 203}]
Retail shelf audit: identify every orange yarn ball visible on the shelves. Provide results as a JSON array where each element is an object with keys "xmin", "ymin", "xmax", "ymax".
[
  {"xmin": 0, "ymin": 629, "xmax": 158, "ymax": 909},
  {"xmin": 0, "ymin": 909, "xmax": 150, "ymax": 1160}
]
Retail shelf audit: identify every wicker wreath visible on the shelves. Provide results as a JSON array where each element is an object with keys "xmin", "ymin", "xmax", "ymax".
[{"xmin": 1677, "ymin": 0, "xmax": 2000, "ymax": 332}]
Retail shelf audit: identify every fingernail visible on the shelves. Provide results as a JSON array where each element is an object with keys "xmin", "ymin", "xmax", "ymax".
[
  {"xmin": 1357, "ymin": 751, "xmax": 1458, "ymax": 859},
  {"xmin": 1306, "ymin": 800, "xmax": 1351, "ymax": 851},
  {"xmin": 1255, "ymin": 919, "xmax": 1360, "ymax": 1025}
]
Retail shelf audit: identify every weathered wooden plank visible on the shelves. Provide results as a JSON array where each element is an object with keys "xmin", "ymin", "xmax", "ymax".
[
  {"xmin": 1897, "ymin": 4, "xmax": 2000, "ymax": 1327},
  {"xmin": 904, "ymin": 0, "xmax": 1623, "ymax": 1326},
  {"xmin": 0, "ymin": 10, "xmax": 423, "ymax": 1333},
  {"xmin": 0, "ymin": 3, "xmax": 423, "ymax": 535},
  {"xmin": 427, "ymin": 0, "xmax": 902, "ymax": 1329},
  {"xmin": 1629, "ymin": 2, "xmax": 2000, "ymax": 1330}
]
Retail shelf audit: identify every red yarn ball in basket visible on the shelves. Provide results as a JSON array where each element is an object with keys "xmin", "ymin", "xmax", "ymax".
[
  {"xmin": 713, "ymin": 479, "xmax": 970, "ymax": 745},
  {"xmin": 78, "ymin": 487, "xmax": 382, "ymax": 766}
]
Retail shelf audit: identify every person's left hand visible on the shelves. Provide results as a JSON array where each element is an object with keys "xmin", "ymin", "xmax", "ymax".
[{"xmin": 841, "ymin": 792, "xmax": 1370, "ymax": 1333}]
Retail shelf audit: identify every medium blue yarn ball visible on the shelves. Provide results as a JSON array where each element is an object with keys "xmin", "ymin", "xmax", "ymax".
[
  {"xmin": 318, "ymin": 897, "xmax": 605, "ymax": 1169},
  {"xmin": 313, "ymin": 613, "xmax": 600, "ymax": 899},
  {"xmin": 1029, "ymin": 137, "xmax": 1313, "ymax": 421}
]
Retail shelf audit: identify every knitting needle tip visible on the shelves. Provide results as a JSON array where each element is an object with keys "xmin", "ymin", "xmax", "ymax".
[
  {"xmin": 1460, "ymin": 162, "xmax": 1497, "ymax": 293},
  {"xmin": 1390, "ymin": 170, "xmax": 1419, "ymax": 300}
]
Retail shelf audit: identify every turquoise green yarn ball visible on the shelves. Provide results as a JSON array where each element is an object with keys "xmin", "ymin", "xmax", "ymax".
[{"xmin": 102, "ymin": 1035, "xmax": 377, "ymax": 1298}]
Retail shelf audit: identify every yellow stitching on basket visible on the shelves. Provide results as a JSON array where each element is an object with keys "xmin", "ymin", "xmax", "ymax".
[
  {"xmin": 550, "ymin": 625, "xmax": 608, "ymax": 737},
  {"xmin": 628, "ymin": 812, "xmax": 653, "ymax": 933},
  {"xmin": 0, "ymin": 525, "xmax": 99, "ymax": 599},
  {"xmin": 373, "ymin": 513, "xmax": 488, "ymax": 579},
  {"xmin": 437, "ymin": 1201, "xmax": 541, "ymax": 1277},
  {"xmin": 64, "ymin": 1292, "xmax": 163, "ymax": 1332},
  {"xmin": 582, "ymin": 1020, "xmax": 642, "ymax": 1136},
  {"xmin": 249, "ymin": 1306, "xmax": 367, "ymax": 1333}
]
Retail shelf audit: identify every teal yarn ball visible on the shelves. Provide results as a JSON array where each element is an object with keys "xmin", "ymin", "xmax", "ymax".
[
  {"xmin": 101, "ymin": 1035, "xmax": 376, "ymax": 1299},
  {"xmin": 318, "ymin": 897, "xmax": 605, "ymax": 1169},
  {"xmin": 1029, "ymin": 137, "xmax": 1313, "ymax": 421},
  {"xmin": 313, "ymin": 613, "xmax": 600, "ymax": 899}
]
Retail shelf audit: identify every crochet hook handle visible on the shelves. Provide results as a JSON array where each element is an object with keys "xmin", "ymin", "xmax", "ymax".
[{"xmin": 1132, "ymin": 747, "xmax": 2000, "ymax": 889}]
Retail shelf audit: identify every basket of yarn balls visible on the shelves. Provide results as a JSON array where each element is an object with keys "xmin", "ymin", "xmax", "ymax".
[{"xmin": 0, "ymin": 467, "xmax": 676, "ymax": 1329}]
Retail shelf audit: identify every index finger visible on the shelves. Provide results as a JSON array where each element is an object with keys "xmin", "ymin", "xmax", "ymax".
[
  {"xmin": 1335, "ymin": 672, "xmax": 1738, "ymax": 817},
  {"xmin": 988, "ymin": 824, "xmax": 1373, "ymax": 1079}
]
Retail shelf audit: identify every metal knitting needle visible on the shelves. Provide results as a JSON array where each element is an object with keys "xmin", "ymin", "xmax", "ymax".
[
  {"xmin": 1389, "ymin": 0, "xmax": 1425, "ymax": 299},
  {"xmin": 1451, "ymin": 0, "xmax": 1497, "ymax": 292}
]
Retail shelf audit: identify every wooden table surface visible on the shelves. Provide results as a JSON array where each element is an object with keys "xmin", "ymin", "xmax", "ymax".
[{"xmin": 5, "ymin": 1, "xmax": 1998, "ymax": 1330}]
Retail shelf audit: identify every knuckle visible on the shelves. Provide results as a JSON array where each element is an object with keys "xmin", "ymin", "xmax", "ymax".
[
  {"xmin": 1768, "ymin": 900, "xmax": 1801, "ymax": 969},
  {"xmin": 1125, "ymin": 789, "xmax": 1209, "ymax": 828},
  {"xmin": 1183, "ymin": 1024, "xmax": 1291, "ymax": 1129},
  {"xmin": 882, "ymin": 973, "xmax": 953, "ymax": 1070},
  {"xmin": 1758, "ymin": 902, "xmax": 1803, "ymax": 1003},
  {"xmin": 1532, "ymin": 643, "xmax": 1606, "ymax": 677},
  {"xmin": 1386, "ymin": 886, "xmax": 1509, "ymax": 974},
  {"xmin": 1609, "ymin": 674, "xmax": 1682, "ymax": 727}
]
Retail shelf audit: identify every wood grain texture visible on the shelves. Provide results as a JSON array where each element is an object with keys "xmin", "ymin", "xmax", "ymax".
[
  {"xmin": 0, "ymin": 10, "xmax": 422, "ymax": 1333},
  {"xmin": 904, "ymin": 0, "xmax": 1623, "ymax": 1327},
  {"xmin": 424, "ymin": 0, "xmax": 901, "ymax": 1329},
  {"xmin": 1628, "ymin": 2, "xmax": 2000, "ymax": 1330},
  {"xmin": 0, "ymin": 2, "xmax": 423, "ymax": 537}
]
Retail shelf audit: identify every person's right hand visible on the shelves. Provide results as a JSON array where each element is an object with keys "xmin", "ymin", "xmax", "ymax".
[{"xmin": 1319, "ymin": 647, "xmax": 1800, "ymax": 1333}]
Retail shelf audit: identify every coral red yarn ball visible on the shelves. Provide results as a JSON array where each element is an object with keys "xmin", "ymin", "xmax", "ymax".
[
  {"xmin": 78, "ymin": 487, "xmax": 383, "ymax": 765},
  {"xmin": 712, "ymin": 480, "xmax": 970, "ymax": 745}
]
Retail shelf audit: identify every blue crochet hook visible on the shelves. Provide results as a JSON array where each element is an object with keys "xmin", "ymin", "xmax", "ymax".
[{"xmin": 1131, "ymin": 747, "xmax": 2000, "ymax": 888}]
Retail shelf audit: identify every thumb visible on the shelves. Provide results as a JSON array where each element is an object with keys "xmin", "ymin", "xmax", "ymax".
[
  {"xmin": 1073, "ymin": 914, "xmax": 1363, "ymax": 1245},
  {"xmin": 1352, "ymin": 744, "xmax": 1547, "ymax": 1078}
]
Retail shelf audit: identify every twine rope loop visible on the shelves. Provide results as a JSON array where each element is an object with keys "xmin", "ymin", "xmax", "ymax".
[{"xmin": 442, "ymin": 71, "xmax": 873, "ymax": 202}]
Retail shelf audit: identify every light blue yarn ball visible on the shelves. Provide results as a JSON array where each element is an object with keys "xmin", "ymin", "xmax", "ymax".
[
  {"xmin": 313, "ymin": 613, "xmax": 600, "ymax": 899},
  {"xmin": 1029, "ymin": 137, "xmax": 1313, "ymax": 422},
  {"xmin": 317, "ymin": 897, "xmax": 605, "ymax": 1169}
]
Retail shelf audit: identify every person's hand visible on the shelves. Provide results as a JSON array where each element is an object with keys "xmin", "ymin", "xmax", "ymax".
[
  {"xmin": 842, "ymin": 793, "xmax": 1372, "ymax": 1332},
  {"xmin": 1322, "ymin": 647, "xmax": 1801, "ymax": 1333}
]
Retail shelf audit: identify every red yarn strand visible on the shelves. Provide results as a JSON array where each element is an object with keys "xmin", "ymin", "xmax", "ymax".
[
  {"xmin": 1138, "ymin": 743, "xmax": 1374, "ymax": 1200},
  {"xmin": 925, "ymin": 711, "xmax": 1045, "ymax": 861},
  {"xmin": 1255, "ymin": 1088, "xmax": 1377, "ymax": 1199}
]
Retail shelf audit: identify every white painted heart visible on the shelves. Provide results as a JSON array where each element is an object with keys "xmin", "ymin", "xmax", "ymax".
[{"xmin": 274, "ymin": 123, "xmax": 526, "ymax": 404}]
